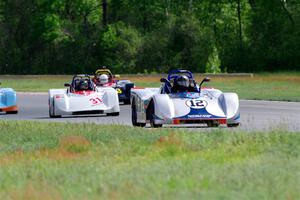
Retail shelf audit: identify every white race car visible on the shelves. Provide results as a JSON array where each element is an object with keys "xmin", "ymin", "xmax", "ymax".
[
  {"xmin": 131, "ymin": 70, "xmax": 240, "ymax": 128},
  {"xmin": 48, "ymin": 75, "xmax": 120, "ymax": 118}
]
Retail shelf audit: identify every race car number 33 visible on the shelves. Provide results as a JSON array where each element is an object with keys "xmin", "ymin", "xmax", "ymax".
[{"xmin": 186, "ymin": 99, "xmax": 207, "ymax": 109}]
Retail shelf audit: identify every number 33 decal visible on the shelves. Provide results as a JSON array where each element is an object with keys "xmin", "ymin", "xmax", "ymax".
[
  {"xmin": 89, "ymin": 97, "xmax": 102, "ymax": 105},
  {"xmin": 186, "ymin": 99, "xmax": 207, "ymax": 109}
]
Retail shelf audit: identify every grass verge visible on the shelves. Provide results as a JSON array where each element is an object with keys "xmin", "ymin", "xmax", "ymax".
[
  {"xmin": 1, "ymin": 72, "xmax": 300, "ymax": 101},
  {"xmin": 0, "ymin": 120, "xmax": 300, "ymax": 199}
]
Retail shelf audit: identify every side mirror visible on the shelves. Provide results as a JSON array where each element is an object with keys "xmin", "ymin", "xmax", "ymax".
[
  {"xmin": 199, "ymin": 77, "xmax": 210, "ymax": 89},
  {"xmin": 64, "ymin": 83, "xmax": 71, "ymax": 87},
  {"xmin": 114, "ymin": 74, "xmax": 120, "ymax": 78},
  {"xmin": 202, "ymin": 77, "xmax": 210, "ymax": 83}
]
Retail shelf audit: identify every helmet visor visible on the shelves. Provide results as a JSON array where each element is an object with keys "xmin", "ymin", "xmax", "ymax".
[{"xmin": 177, "ymin": 79, "xmax": 189, "ymax": 87}]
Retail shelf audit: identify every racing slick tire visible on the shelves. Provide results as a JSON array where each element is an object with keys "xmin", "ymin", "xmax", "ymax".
[
  {"xmin": 123, "ymin": 99, "xmax": 131, "ymax": 105},
  {"xmin": 6, "ymin": 111, "xmax": 18, "ymax": 114},
  {"xmin": 107, "ymin": 112, "xmax": 120, "ymax": 116},
  {"xmin": 227, "ymin": 123, "xmax": 240, "ymax": 128},
  {"xmin": 49, "ymin": 98, "xmax": 61, "ymax": 118},
  {"xmin": 148, "ymin": 101, "xmax": 163, "ymax": 128},
  {"xmin": 131, "ymin": 100, "xmax": 146, "ymax": 127}
]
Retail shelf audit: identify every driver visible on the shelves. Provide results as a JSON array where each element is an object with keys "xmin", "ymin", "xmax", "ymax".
[
  {"xmin": 77, "ymin": 79, "xmax": 89, "ymax": 91},
  {"xmin": 98, "ymin": 74, "xmax": 109, "ymax": 86},
  {"xmin": 173, "ymin": 75, "xmax": 191, "ymax": 92}
]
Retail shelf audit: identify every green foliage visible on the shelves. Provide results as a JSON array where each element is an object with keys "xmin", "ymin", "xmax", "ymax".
[
  {"xmin": 0, "ymin": 0, "xmax": 299, "ymax": 74},
  {"xmin": 205, "ymin": 46, "xmax": 221, "ymax": 73},
  {"xmin": 101, "ymin": 22, "xmax": 142, "ymax": 73}
]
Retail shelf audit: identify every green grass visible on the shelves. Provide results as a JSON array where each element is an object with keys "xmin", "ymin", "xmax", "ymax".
[
  {"xmin": 1, "ymin": 121, "xmax": 300, "ymax": 199},
  {"xmin": 0, "ymin": 75, "xmax": 71, "ymax": 92},
  {"xmin": 1, "ymin": 72, "xmax": 300, "ymax": 101}
]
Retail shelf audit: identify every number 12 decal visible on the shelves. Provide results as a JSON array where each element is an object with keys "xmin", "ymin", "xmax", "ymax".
[{"xmin": 186, "ymin": 99, "xmax": 207, "ymax": 109}]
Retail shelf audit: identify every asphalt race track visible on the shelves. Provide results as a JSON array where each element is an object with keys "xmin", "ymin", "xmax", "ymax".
[{"xmin": 1, "ymin": 93, "xmax": 300, "ymax": 131}]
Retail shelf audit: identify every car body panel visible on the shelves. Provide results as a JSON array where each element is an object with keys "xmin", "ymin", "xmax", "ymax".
[{"xmin": 0, "ymin": 88, "xmax": 18, "ymax": 113}]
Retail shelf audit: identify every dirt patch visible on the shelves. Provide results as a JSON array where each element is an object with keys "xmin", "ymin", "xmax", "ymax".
[
  {"xmin": 0, "ymin": 136, "xmax": 92, "ymax": 165},
  {"xmin": 8, "ymin": 182, "xmax": 62, "ymax": 200},
  {"xmin": 155, "ymin": 133, "xmax": 184, "ymax": 147}
]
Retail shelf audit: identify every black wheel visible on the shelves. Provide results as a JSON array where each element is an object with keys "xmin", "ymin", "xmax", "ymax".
[
  {"xmin": 107, "ymin": 112, "xmax": 119, "ymax": 116},
  {"xmin": 207, "ymin": 121, "xmax": 219, "ymax": 127},
  {"xmin": 6, "ymin": 111, "xmax": 18, "ymax": 114},
  {"xmin": 123, "ymin": 99, "xmax": 131, "ymax": 105},
  {"xmin": 49, "ymin": 98, "xmax": 61, "ymax": 118},
  {"xmin": 227, "ymin": 123, "xmax": 240, "ymax": 128},
  {"xmin": 148, "ymin": 101, "xmax": 162, "ymax": 128},
  {"xmin": 132, "ymin": 100, "xmax": 146, "ymax": 127}
]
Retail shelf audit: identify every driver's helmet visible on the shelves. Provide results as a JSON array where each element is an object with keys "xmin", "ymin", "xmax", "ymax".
[
  {"xmin": 175, "ymin": 75, "xmax": 190, "ymax": 89},
  {"xmin": 99, "ymin": 74, "xmax": 109, "ymax": 85},
  {"xmin": 79, "ymin": 79, "xmax": 89, "ymax": 90}
]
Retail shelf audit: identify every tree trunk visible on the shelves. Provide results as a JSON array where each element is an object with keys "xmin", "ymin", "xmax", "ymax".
[
  {"xmin": 102, "ymin": 0, "xmax": 107, "ymax": 27},
  {"xmin": 279, "ymin": 0, "xmax": 295, "ymax": 25},
  {"xmin": 189, "ymin": 0, "xmax": 193, "ymax": 12},
  {"xmin": 237, "ymin": 0, "xmax": 243, "ymax": 47}
]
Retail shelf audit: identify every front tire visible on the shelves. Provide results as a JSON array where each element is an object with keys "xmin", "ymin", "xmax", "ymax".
[
  {"xmin": 132, "ymin": 100, "xmax": 146, "ymax": 127},
  {"xmin": 228, "ymin": 123, "xmax": 240, "ymax": 128},
  {"xmin": 49, "ymin": 98, "xmax": 61, "ymax": 118},
  {"xmin": 107, "ymin": 112, "xmax": 119, "ymax": 116},
  {"xmin": 123, "ymin": 99, "xmax": 131, "ymax": 105},
  {"xmin": 148, "ymin": 101, "xmax": 163, "ymax": 128},
  {"xmin": 6, "ymin": 111, "xmax": 18, "ymax": 114}
]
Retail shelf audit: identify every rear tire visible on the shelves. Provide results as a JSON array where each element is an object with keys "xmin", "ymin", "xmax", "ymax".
[
  {"xmin": 49, "ymin": 98, "xmax": 61, "ymax": 118},
  {"xmin": 227, "ymin": 123, "xmax": 240, "ymax": 128},
  {"xmin": 148, "ymin": 101, "xmax": 163, "ymax": 128},
  {"xmin": 107, "ymin": 112, "xmax": 119, "ymax": 116},
  {"xmin": 132, "ymin": 100, "xmax": 146, "ymax": 127},
  {"xmin": 123, "ymin": 99, "xmax": 131, "ymax": 105},
  {"xmin": 6, "ymin": 111, "xmax": 18, "ymax": 114}
]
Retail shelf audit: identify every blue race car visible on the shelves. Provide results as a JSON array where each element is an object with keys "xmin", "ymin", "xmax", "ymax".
[
  {"xmin": 131, "ymin": 69, "xmax": 240, "ymax": 128},
  {"xmin": 0, "ymin": 83, "xmax": 18, "ymax": 114}
]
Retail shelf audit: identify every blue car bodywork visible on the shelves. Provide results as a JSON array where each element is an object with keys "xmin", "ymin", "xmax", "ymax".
[
  {"xmin": 115, "ymin": 80, "xmax": 134, "ymax": 104},
  {"xmin": 0, "ymin": 87, "xmax": 18, "ymax": 114}
]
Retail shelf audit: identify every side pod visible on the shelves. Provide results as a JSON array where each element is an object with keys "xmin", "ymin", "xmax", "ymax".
[
  {"xmin": 219, "ymin": 93, "xmax": 240, "ymax": 125},
  {"xmin": 151, "ymin": 94, "xmax": 175, "ymax": 122}
]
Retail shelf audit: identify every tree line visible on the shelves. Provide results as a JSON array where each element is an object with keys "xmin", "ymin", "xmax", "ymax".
[{"xmin": 0, "ymin": 0, "xmax": 299, "ymax": 74}]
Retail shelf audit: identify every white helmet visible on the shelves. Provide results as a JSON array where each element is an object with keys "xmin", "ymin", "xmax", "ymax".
[{"xmin": 99, "ymin": 74, "xmax": 109, "ymax": 84}]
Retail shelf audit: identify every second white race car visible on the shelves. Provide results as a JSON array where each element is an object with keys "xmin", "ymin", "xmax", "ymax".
[{"xmin": 48, "ymin": 75, "xmax": 120, "ymax": 118}]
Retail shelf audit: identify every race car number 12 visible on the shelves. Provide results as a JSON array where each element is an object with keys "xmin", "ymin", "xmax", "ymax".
[{"xmin": 186, "ymin": 99, "xmax": 207, "ymax": 109}]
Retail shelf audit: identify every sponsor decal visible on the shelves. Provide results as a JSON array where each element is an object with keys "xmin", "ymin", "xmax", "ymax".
[
  {"xmin": 187, "ymin": 114, "xmax": 212, "ymax": 118},
  {"xmin": 116, "ymin": 88, "xmax": 122, "ymax": 94},
  {"xmin": 185, "ymin": 99, "xmax": 208, "ymax": 109},
  {"xmin": 55, "ymin": 95, "xmax": 64, "ymax": 99}
]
